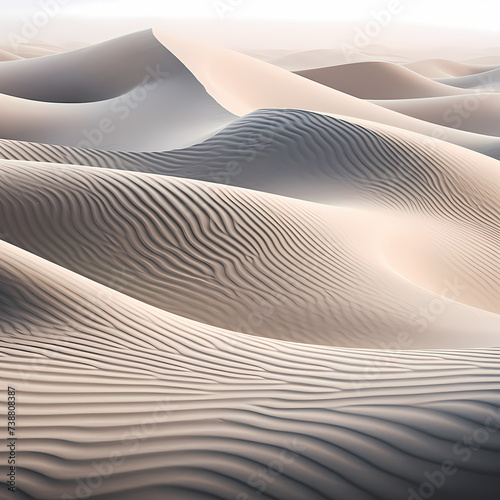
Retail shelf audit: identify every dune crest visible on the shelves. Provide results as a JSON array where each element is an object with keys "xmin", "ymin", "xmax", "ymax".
[{"xmin": 152, "ymin": 29, "xmax": 500, "ymax": 158}]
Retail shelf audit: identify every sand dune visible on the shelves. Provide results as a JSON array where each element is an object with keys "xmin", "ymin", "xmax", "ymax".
[
  {"xmin": 0, "ymin": 48, "xmax": 22, "ymax": 61},
  {"xmin": 435, "ymin": 68, "xmax": 500, "ymax": 91},
  {"xmin": 1, "ymin": 236, "xmax": 500, "ymax": 499},
  {"xmin": 1, "ymin": 27, "xmax": 500, "ymax": 500},
  {"xmin": 152, "ymin": 29, "xmax": 500, "ymax": 158},
  {"xmin": 373, "ymin": 93, "xmax": 500, "ymax": 136},
  {"xmin": 250, "ymin": 43, "xmax": 410, "ymax": 71},
  {"xmin": 0, "ymin": 112, "xmax": 499, "ymax": 345},
  {"xmin": 0, "ymin": 31, "xmax": 189, "ymax": 103},
  {"xmin": 247, "ymin": 48, "xmax": 373, "ymax": 71},
  {"xmin": 0, "ymin": 107, "xmax": 498, "ymax": 205},
  {"xmin": 465, "ymin": 55, "xmax": 500, "ymax": 65},
  {"xmin": 0, "ymin": 41, "xmax": 66, "ymax": 58},
  {"xmin": 295, "ymin": 61, "xmax": 473, "ymax": 99},
  {"xmin": 0, "ymin": 29, "xmax": 498, "ymax": 156},
  {"xmin": 0, "ymin": 91, "xmax": 234, "ymax": 152},
  {"xmin": 404, "ymin": 58, "xmax": 498, "ymax": 78},
  {"xmin": 0, "ymin": 31, "xmax": 235, "ymax": 151}
]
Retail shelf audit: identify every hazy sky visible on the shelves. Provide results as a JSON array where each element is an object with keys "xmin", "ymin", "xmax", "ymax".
[
  {"xmin": 1, "ymin": 0, "xmax": 499, "ymax": 51},
  {"xmin": 3, "ymin": 0, "xmax": 497, "ymax": 29}
]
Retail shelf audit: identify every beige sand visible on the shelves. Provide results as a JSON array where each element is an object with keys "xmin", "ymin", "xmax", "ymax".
[
  {"xmin": 0, "ymin": 28, "xmax": 499, "ymax": 500},
  {"xmin": 296, "ymin": 61, "xmax": 475, "ymax": 99}
]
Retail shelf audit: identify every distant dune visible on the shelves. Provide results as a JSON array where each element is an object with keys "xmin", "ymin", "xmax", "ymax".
[
  {"xmin": 404, "ymin": 58, "xmax": 498, "ymax": 78},
  {"xmin": 295, "ymin": 61, "xmax": 473, "ymax": 99},
  {"xmin": 435, "ymin": 67, "xmax": 500, "ymax": 91},
  {"xmin": 0, "ymin": 48, "xmax": 22, "ymax": 61},
  {"xmin": 373, "ymin": 93, "xmax": 500, "ymax": 136},
  {"xmin": 152, "ymin": 29, "xmax": 500, "ymax": 159}
]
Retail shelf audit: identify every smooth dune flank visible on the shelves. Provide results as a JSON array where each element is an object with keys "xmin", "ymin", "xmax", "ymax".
[
  {"xmin": 295, "ymin": 61, "xmax": 476, "ymax": 99},
  {"xmin": 0, "ymin": 27, "xmax": 500, "ymax": 500},
  {"xmin": 372, "ymin": 93, "xmax": 500, "ymax": 136},
  {"xmin": 0, "ymin": 31, "xmax": 235, "ymax": 151},
  {"xmin": 403, "ymin": 58, "xmax": 498, "ymax": 78}
]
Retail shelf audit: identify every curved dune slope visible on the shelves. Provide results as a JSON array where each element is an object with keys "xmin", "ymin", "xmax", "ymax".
[
  {"xmin": 0, "ymin": 30, "xmax": 186, "ymax": 103},
  {"xmin": 0, "ymin": 30, "xmax": 235, "ymax": 151},
  {"xmin": 0, "ymin": 117, "xmax": 499, "ymax": 346},
  {"xmin": 404, "ymin": 59, "xmax": 498, "ymax": 79},
  {"xmin": 152, "ymin": 29, "xmax": 500, "ymax": 158},
  {"xmin": 1, "ymin": 109, "xmax": 498, "ymax": 318},
  {"xmin": 1, "ymin": 30, "xmax": 500, "ymax": 500},
  {"xmin": 435, "ymin": 68, "xmax": 500, "ymax": 91},
  {"xmin": 372, "ymin": 93, "xmax": 500, "ymax": 136},
  {"xmin": 0, "ymin": 107, "xmax": 498, "ymax": 211},
  {"xmin": 1, "ymin": 239, "xmax": 500, "ymax": 499},
  {"xmin": 0, "ymin": 29, "xmax": 498, "ymax": 157},
  {"xmin": 0, "ymin": 48, "xmax": 22, "ymax": 61},
  {"xmin": 295, "ymin": 62, "xmax": 472, "ymax": 99}
]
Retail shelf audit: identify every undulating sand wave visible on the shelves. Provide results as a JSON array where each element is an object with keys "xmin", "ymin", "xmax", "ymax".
[
  {"xmin": 151, "ymin": 30, "xmax": 500, "ymax": 158},
  {"xmin": 0, "ymin": 131, "xmax": 499, "ymax": 345},
  {"xmin": 372, "ymin": 94, "xmax": 500, "ymax": 136},
  {"xmin": 295, "ymin": 62, "xmax": 475, "ymax": 99},
  {"xmin": 0, "ymin": 30, "xmax": 235, "ymax": 151},
  {"xmin": 1, "ymin": 239, "xmax": 500, "ymax": 499},
  {"xmin": 1, "ymin": 28, "xmax": 499, "ymax": 500},
  {"xmin": 435, "ymin": 68, "xmax": 500, "ymax": 91},
  {"xmin": 0, "ymin": 29, "xmax": 498, "ymax": 157},
  {"xmin": 0, "ymin": 108, "xmax": 499, "ymax": 209},
  {"xmin": 403, "ymin": 59, "xmax": 498, "ymax": 78}
]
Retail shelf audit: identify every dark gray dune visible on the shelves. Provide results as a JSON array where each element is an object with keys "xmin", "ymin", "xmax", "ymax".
[
  {"xmin": 0, "ymin": 30, "xmax": 181, "ymax": 103},
  {"xmin": 0, "ymin": 30, "xmax": 236, "ymax": 151},
  {"xmin": 1, "ymin": 109, "xmax": 499, "ymax": 209}
]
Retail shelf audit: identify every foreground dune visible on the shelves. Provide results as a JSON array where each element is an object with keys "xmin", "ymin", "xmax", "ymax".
[
  {"xmin": 1, "ymin": 238, "xmax": 500, "ymax": 499},
  {"xmin": 0, "ymin": 156, "xmax": 498, "ymax": 347}
]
